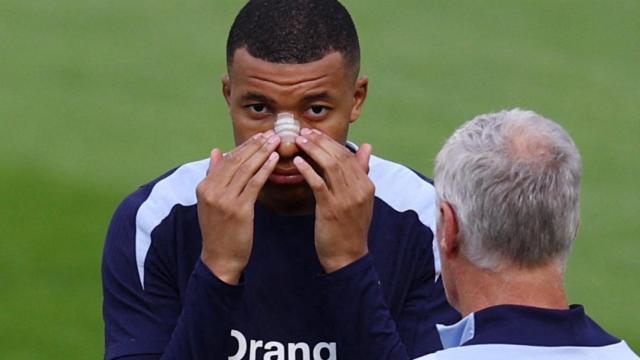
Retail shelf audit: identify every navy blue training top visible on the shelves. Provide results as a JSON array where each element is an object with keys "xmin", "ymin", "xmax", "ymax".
[
  {"xmin": 102, "ymin": 153, "xmax": 460, "ymax": 360},
  {"xmin": 413, "ymin": 304, "xmax": 638, "ymax": 359}
]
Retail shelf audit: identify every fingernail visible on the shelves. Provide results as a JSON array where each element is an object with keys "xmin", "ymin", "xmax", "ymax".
[
  {"xmin": 268, "ymin": 134, "xmax": 280, "ymax": 144},
  {"xmin": 311, "ymin": 129, "xmax": 321, "ymax": 135},
  {"xmin": 300, "ymin": 128, "xmax": 312, "ymax": 136},
  {"xmin": 264, "ymin": 130, "xmax": 275, "ymax": 137},
  {"xmin": 293, "ymin": 156, "xmax": 304, "ymax": 165},
  {"xmin": 268, "ymin": 152, "xmax": 279, "ymax": 161},
  {"xmin": 253, "ymin": 133, "xmax": 263, "ymax": 140},
  {"xmin": 296, "ymin": 135, "xmax": 308, "ymax": 144}
]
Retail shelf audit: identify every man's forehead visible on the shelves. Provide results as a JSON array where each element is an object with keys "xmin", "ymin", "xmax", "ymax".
[{"xmin": 228, "ymin": 48, "xmax": 351, "ymax": 85}]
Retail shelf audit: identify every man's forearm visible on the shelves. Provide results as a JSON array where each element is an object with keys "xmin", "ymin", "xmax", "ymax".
[
  {"xmin": 163, "ymin": 259, "xmax": 242, "ymax": 359},
  {"xmin": 317, "ymin": 254, "xmax": 411, "ymax": 360}
]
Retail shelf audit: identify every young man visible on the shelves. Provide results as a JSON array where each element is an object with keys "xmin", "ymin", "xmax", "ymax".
[
  {"xmin": 102, "ymin": 1, "xmax": 458, "ymax": 359},
  {"xmin": 324, "ymin": 109, "xmax": 639, "ymax": 359}
]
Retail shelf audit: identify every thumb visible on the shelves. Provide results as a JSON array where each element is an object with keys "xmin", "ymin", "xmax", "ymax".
[{"xmin": 355, "ymin": 143, "xmax": 372, "ymax": 174}]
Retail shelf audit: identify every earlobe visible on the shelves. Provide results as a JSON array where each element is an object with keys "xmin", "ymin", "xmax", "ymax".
[
  {"xmin": 221, "ymin": 75, "xmax": 231, "ymax": 106},
  {"xmin": 350, "ymin": 76, "xmax": 369, "ymax": 123},
  {"xmin": 439, "ymin": 235, "xmax": 447, "ymax": 253}
]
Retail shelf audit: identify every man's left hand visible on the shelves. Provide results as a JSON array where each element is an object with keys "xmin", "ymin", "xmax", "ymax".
[{"xmin": 293, "ymin": 128, "xmax": 375, "ymax": 273}]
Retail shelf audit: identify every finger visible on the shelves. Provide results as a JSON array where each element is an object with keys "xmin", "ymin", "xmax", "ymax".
[
  {"xmin": 354, "ymin": 143, "xmax": 372, "ymax": 174},
  {"xmin": 205, "ymin": 148, "xmax": 224, "ymax": 176},
  {"xmin": 293, "ymin": 156, "xmax": 331, "ymax": 204},
  {"xmin": 212, "ymin": 148, "xmax": 224, "ymax": 167},
  {"xmin": 226, "ymin": 131, "xmax": 271, "ymax": 160},
  {"xmin": 240, "ymin": 151, "xmax": 280, "ymax": 202},
  {"xmin": 295, "ymin": 129, "xmax": 347, "ymax": 190},
  {"xmin": 226, "ymin": 130, "xmax": 275, "ymax": 161},
  {"xmin": 228, "ymin": 134, "xmax": 281, "ymax": 194},
  {"xmin": 297, "ymin": 128, "xmax": 370, "ymax": 189},
  {"xmin": 304, "ymin": 128, "xmax": 353, "ymax": 159},
  {"xmin": 216, "ymin": 131, "xmax": 275, "ymax": 185}
]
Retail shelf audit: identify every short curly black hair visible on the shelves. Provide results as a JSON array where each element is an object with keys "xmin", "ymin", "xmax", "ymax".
[{"xmin": 227, "ymin": 0, "xmax": 360, "ymax": 74}]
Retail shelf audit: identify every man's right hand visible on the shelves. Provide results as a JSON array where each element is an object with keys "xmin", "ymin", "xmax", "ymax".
[{"xmin": 196, "ymin": 131, "xmax": 281, "ymax": 285}]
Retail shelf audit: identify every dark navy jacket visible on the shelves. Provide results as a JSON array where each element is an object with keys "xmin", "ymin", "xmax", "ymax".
[
  {"xmin": 415, "ymin": 304, "xmax": 639, "ymax": 359},
  {"xmin": 102, "ymin": 153, "xmax": 460, "ymax": 359}
]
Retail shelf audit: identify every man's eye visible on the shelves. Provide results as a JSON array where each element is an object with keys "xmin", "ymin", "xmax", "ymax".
[
  {"xmin": 248, "ymin": 104, "xmax": 268, "ymax": 113},
  {"xmin": 306, "ymin": 105, "xmax": 329, "ymax": 117}
]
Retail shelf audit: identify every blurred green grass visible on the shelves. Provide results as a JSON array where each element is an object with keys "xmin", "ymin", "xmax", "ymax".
[{"xmin": 1, "ymin": 0, "xmax": 638, "ymax": 357}]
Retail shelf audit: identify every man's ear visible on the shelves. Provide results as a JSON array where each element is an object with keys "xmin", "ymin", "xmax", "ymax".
[
  {"xmin": 440, "ymin": 202, "xmax": 460, "ymax": 257},
  {"xmin": 221, "ymin": 74, "xmax": 231, "ymax": 106},
  {"xmin": 350, "ymin": 76, "xmax": 368, "ymax": 123}
]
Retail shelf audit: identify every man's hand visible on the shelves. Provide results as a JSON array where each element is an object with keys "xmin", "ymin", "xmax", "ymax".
[
  {"xmin": 196, "ymin": 131, "xmax": 281, "ymax": 285},
  {"xmin": 293, "ymin": 128, "xmax": 375, "ymax": 273}
]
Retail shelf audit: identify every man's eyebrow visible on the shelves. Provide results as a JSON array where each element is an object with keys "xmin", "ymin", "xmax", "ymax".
[
  {"xmin": 302, "ymin": 92, "xmax": 335, "ymax": 103},
  {"xmin": 240, "ymin": 92, "xmax": 275, "ymax": 103}
]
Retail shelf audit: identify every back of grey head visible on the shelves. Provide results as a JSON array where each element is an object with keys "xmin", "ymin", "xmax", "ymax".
[{"xmin": 434, "ymin": 109, "xmax": 582, "ymax": 270}]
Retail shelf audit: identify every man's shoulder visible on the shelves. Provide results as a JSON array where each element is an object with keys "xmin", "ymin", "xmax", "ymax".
[
  {"xmin": 115, "ymin": 158, "xmax": 208, "ymax": 216},
  {"xmin": 110, "ymin": 157, "xmax": 209, "ymax": 248},
  {"xmin": 368, "ymin": 154, "xmax": 436, "ymax": 230},
  {"xmin": 105, "ymin": 158, "xmax": 208, "ymax": 288},
  {"xmin": 426, "ymin": 305, "xmax": 639, "ymax": 360},
  {"xmin": 421, "ymin": 342, "xmax": 639, "ymax": 360}
]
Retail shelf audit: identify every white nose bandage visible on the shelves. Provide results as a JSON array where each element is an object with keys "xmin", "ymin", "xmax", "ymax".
[{"xmin": 274, "ymin": 112, "xmax": 300, "ymax": 144}]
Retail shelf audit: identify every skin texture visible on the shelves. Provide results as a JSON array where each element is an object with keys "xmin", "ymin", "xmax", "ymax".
[
  {"xmin": 437, "ymin": 202, "xmax": 569, "ymax": 317},
  {"xmin": 197, "ymin": 48, "xmax": 373, "ymax": 283}
]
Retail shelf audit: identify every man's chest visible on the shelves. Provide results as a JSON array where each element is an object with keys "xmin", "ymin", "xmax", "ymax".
[
  {"xmin": 226, "ymin": 284, "xmax": 337, "ymax": 360},
  {"xmin": 219, "ymin": 234, "xmax": 339, "ymax": 360}
]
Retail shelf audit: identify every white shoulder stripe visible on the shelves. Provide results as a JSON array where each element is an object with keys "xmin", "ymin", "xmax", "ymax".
[
  {"xmin": 134, "ymin": 153, "xmax": 442, "ymax": 288},
  {"xmin": 135, "ymin": 159, "xmax": 209, "ymax": 289},
  {"xmin": 368, "ymin": 155, "xmax": 441, "ymax": 276}
]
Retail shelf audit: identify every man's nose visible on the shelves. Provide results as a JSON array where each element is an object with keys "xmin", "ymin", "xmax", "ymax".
[
  {"xmin": 273, "ymin": 115, "xmax": 307, "ymax": 159},
  {"xmin": 276, "ymin": 140, "xmax": 301, "ymax": 160}
]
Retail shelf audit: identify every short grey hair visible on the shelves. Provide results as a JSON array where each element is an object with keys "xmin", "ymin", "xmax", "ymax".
[{"xmin": 434, "ymin": 109, "xmax": 582, "ymax": 270}]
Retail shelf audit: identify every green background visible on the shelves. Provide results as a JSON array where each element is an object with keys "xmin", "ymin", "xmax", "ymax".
[{"xmin": 1, "ymin": 0, "xmax": 638, "ymax": 357}]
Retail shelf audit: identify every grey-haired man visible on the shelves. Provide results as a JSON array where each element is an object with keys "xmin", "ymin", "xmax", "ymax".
[
  {"xmin": 417, "ymin": 108, "xmax": 638, "ymax": 359},
  {"xmin": 328, "ymin": 109, "xmax": 639, "ymax": 359}
]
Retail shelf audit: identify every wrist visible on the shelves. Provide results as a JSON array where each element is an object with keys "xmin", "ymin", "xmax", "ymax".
[
  {"xmin": 319, "ymin": 250, "xmax": 369, "ymax": 274},
  {"xmin": 200, "ymin": 253, "xmax": 245, "ymax": 285}
]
